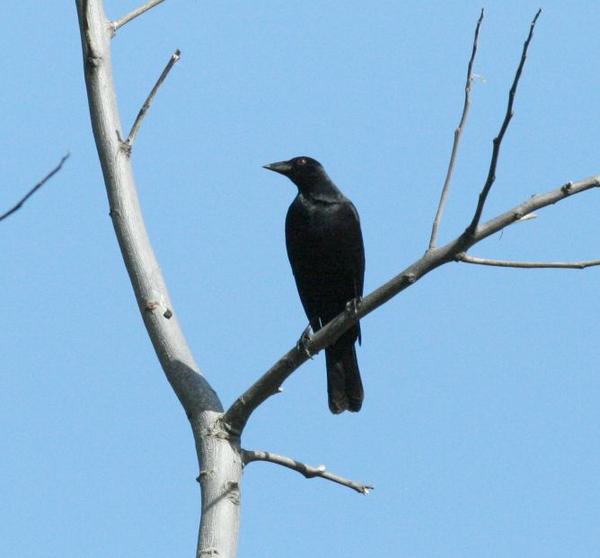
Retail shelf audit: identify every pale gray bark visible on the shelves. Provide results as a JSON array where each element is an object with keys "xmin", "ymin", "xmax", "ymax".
[
  {"xmin": 429, "ymin": 9, "xmax": 483, "ymax": 250},
  {"xmin": 75, "ymin": 2, "xmax": 240, "ymax": 557}
]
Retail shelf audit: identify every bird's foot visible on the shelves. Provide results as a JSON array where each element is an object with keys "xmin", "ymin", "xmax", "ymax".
[
  {"xmin": 346, "ymin": 296, "xmax": 362, "ymax": 318},
  {"xmin": 297, "ymin": 325, "xmax": 314, "ymax": 359}
]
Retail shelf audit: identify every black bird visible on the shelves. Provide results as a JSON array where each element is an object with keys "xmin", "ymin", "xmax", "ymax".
[{"xmin": 263, "ymin": 156, "xmax": 365, "ymax": 413}]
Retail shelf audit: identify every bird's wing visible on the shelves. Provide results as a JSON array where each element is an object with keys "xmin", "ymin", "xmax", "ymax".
[
  {"xmin": 333, "ymin": 200, "xmax": 365, "ymax": 344},
  {"xmin": 341, "ymin": 200, "xmax": 365, "ymax": 300},
  {"xmin": 285, "ymin": 196, "xmax": 365, "ymax": 333}
]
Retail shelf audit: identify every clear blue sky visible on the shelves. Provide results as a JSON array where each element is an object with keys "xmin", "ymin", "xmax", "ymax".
[{"xmin": 2, "ymin": 2, "xmax": 600, "ymax": 557}]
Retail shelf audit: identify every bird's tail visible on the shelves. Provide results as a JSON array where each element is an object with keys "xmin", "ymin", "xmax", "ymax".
[{"xmin": 325, "ymin": 342, "xmax": 363, "ymax": 414}]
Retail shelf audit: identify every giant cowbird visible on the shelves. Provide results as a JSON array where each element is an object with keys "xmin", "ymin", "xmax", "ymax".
[{"xmin": 263, "ymin": 156, "xmax": 365, "ymax": 413}]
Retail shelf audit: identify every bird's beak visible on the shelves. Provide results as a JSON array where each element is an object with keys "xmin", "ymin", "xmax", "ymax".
[{"xmin": 263, "ymin": 160, "xmax": 292, "ymax": 176}]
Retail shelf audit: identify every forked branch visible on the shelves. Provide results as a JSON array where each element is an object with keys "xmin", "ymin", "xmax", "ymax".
[
  {"xmin": 223, "ymin": 9, "xmax": 554, "ymax": 435},
  {"xmin": 77, "ymin": 2, "xmax": 233, "ymax": 554},
  {"xmin": 243, "ymin": 450, "xmax": 373, "ymax": 495}
]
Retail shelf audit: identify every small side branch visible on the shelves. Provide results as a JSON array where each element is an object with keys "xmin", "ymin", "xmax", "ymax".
[
  {"xmin": 0, "ymin": 154, "xmax": 70, "ymax": 222},
  {"xmin": 466, "ymin": 9, "xmax": 542, "ymax": 235},
  {"xmin": 457, "ymin": 253, "xmax": 600, "ymax": 269},
  {"xmin": 121, "ymin": 49, "xmax": 181, "ymax": 154},
  {"xmin": 428, "ymin": 9, "xmax": 484, "ymax": 250},
  {"xmin": 111, "ymin": 0, "xmax": 166, "ymax": 34},
  {"xmin": 243, "ymin": 449, "xmax": 373, "ymax": 495}
]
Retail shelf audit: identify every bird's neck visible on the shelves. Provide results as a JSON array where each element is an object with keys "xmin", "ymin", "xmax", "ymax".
[{"xmin": 299, "ymin": 177, "xmax": 344, "ymax": 203}]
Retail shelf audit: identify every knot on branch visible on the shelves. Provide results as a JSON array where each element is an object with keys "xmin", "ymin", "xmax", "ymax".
[
  {"xmin": 86, "ymin": 54, "xmax": 102, "ymax": 69},
  {"xmin": 561, "ymin": 181, "xmax": 574, "ymax": 195},
  {"xmin": 197, "ymin": 469, "xmax": 215, "ymax": 484},
  {"xmin": 199, "ymin": 549, "xmax": 220, "ymax": 557},
  {"xmin": 215, "ymin": 416, "xmax": 242, "ymax": 441},
  {"xmin": 225, "ymin": 481, "xmax": 241, "ymax": 506},
  {"xmin": 115, "ymin": 130, "xmax": 132, "ymax": 157},
  {"xmin": 141, "ymin": 291, "xmax": 172, "ymax": 319},
  {"xmin": 402, "ymin": 273, "xmax": 417, "ymax": 285}
]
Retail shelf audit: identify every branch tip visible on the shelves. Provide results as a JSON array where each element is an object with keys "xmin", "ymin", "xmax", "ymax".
[
  {"xmin": 111, "ymin": 0, "xmax": 166, "ymax": 34},
  {"xmin": 428, "ymin": 9, "xmax": 484, "ymax": 249},
  {"xmin": 457, "ymin": 253, "xmax": 600, "ymax": 270},
  {"xmin": 467, "ymin": 11, "xmax": 541, "ymax": 234},
  {"xmin": 125, "ymin": 48, "xmax": 181, "ymax": 151},
  {"xmin": 243, "ymin": 450, "xmax": 373, "ymax": 495}
]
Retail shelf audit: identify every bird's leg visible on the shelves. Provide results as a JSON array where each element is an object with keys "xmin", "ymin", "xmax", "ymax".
[{"xmin": 296, "ymin": 324, "xmax": 314, "ymax": 359}]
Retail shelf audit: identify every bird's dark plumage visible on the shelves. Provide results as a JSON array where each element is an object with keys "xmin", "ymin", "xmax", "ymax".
[{"xmin": 264, "ymin": 156, "xmax": 365, "ymax": 413}]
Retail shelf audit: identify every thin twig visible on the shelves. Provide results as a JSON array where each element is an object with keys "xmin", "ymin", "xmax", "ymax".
[
  {"xmin": 223, "ymin": 173, "xmax": 600, "ymax": 435},
  {"xmin": 111, "ymin": 0, "xmax": 166, "ymax": 34},
  {"xmin": 122, "ymin": 49, "xmax": 181, "ymax": 153},
  {"xmin": 242, "ymin": 450, "xmax": 373, "ymax": 495},
  {"xmin": 457, "ymin": 253, "xmax": 600, "ymax": 269},
  {"xmin": 428, "ymin": 9, "xmax": 484, "ymax": 250},
  {"xmin": 466, "ymin": 9, "xmax": 542, "ymax": 235},
  {"xmin": 0, "ymin": 154, "xmax": 70, "ymax": 222}
]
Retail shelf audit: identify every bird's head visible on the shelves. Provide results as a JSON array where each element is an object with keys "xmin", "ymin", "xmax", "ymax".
[{"xmin": 263, "ymin": 156, "xmax": 329, "ymax": 192}]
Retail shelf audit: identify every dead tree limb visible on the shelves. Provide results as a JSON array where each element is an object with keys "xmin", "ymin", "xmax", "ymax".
[
  {"xmin": 457, "ymin": 254, "xmax": 600, "ymax": 270},
  {"xmin": 76, "ymin": 3, "xmax": 238, "ymax": 558},
  {"xmin": 243, "ymin": 450, "xmax": 373, "ymax": 495},
  {"xmin": 466, "ymin": 9, "xmax": 542, "ymax": 235},
  {"xmin": 121, "ymin": 49, "xmax": 181, "ymax": 153},
  {"xmin": 111, "ymin": 0, "xmax": 166, "ymax": 34},
  {"xmin": 223, "ymin": 172, "xmax": 599, "ymax": 435},
  {"xmin": 429, "ymin": 9, "xmax": 484, "ymax": 250}
]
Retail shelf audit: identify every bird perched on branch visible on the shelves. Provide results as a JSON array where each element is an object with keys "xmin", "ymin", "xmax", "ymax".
[{"xmin": 263, "ymin": 156, "xmax": 365, "ymax": 413}]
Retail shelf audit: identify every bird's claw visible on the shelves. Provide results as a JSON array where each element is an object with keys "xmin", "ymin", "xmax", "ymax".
[
  {"xmin": 297, "ymin": 325, "xmax": 314, "ymax": 359},
  {"xmin": 346, "ymin": 296, "xmax": 362, "ymax": 318}
]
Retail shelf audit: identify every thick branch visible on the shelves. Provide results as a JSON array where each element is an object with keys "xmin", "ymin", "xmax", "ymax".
[
  {"xmin": 123, "ymin": 49, "xmax": 181, "ymax": 152},
  {"xmin": 0, "ymin": 154, "xmax": 69, "ymax": 222},
  {"xmin": 243, "ymin": 450, "xmax": 373, "ymax": 495},
  {"xmin": 111, "ymin": 0, "xmax": 166, "ymax": 33},
  {"xmin": 428, "ymin": 9, "xmax": 483, "ymax": 250},
  {"xmin": 76, "ymin": 0, "xmax": 219, "ymax": 417},
  {"xmin": 457, "ymin": 253, "xmax": 600, "ymax": 269},
  {"xmin": 223, "ymin": 173, "xmax": 600, "ymax": 435},
  {"xmin": 76, "ymin": 2, "xmax": 238, "ymax": 556},
  {"xmin": 466, "ymin": 9, "xmax": 542, "ymax": 235}
]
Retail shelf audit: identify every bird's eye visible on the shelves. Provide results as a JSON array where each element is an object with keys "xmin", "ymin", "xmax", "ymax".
[{"xmin": 297, "ymin": 158, "xmax": 307, "ymax": 166}]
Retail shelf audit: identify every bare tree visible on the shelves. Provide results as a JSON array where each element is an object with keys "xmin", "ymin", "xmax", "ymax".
[{"xmin": 75, "ymin": 3, "xmax": 599, "ymax": 557}]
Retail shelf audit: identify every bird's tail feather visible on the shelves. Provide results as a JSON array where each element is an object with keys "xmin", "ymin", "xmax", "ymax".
[{"xmin": 325, "ymin": 344, "xmax": 363, "ymax": 414}]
